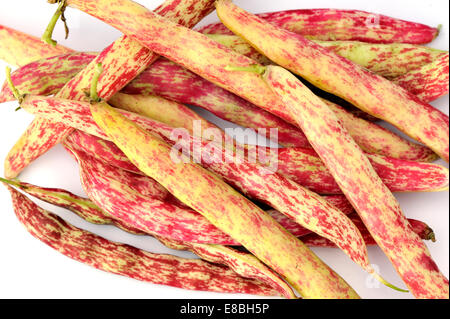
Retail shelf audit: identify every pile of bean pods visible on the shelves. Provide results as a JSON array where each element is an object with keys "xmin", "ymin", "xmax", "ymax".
[{"xmin": 0, "ymin": 0, "xmax": 448, "ymax": 299}]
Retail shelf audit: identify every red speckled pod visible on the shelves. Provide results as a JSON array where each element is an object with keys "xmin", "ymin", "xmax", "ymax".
[
  {"xmin": 90, "ymin": 99, "xmax": 359, "ymax": 299},
  {"xmin": 4, "ymin": 0, "xmax": 216, "ymax": 179},
  {"xmin": 207, "ymin": 34, "xmax": 447, "ymax": 79},
  {"xmin": 216, "ymin": 0, "xmax": 449, "ymax": 162},
  {"xmin": 66, "ymin": 142, "xmax": 348, "ymax": 243},
  {"xmin": 263, "ymin": 64, "xmax": 448, "ymax": 299},
  {"xmin": 123, "ymin": 58, "xmax": 310, "ymax": 148},
  {"xmin": 0, "ymin": 52, "xmax": 309, "ymax": 148},
  {"xmin": 0, "ymin": 177, "xmax": 144, "ymax": 235},
  {"xmin": 2, "ymin": 178, "xmax": 295, "ymax": 298},
  {"xmin": 19, "ymin": 93, "xmax": 381, "ymax": 279},
  {"xmin": 0, "ymin": 52, "xmax": 85, "ymax": 103},
  {"xmin": 4, "ymin": 185, "xmax": 282, "ymax": 296},
  {"xmin": 302, "ymin": 214, "xmax": 436, "ymax": 247},
  {"xmin": 394, "ymin": 53, "xmax": 449, "ymax": 103},
  {"xmin": 66, "ymin": 146, "xmax": 237, "ymax": 245},
  {"xmin": 20, "ymin": 94, "xmax": 448, "ymax": 196},
  {"xmin": 109, "ymin": 93, "xmax": 222, "ymax": 137},
  {"xmin": 57, "ymin": 103, "xmax": 362, "ymax": 249},
  {"xmin": 18, "ymin": 93, "xmax": 448, "ymax": 199},
  {"xmin": 154, "ymin": 237, "xmax": 296, "ymax": 298},
  {"xmin": 275, "ymin": 148, "xmax": 449, "ymax": 194},
  {"xmin": 4, "ymin": 176, "xmax": 431, "ymax": 250},
  {"xmin": 66, "ymin": 130, "xmax": 142, "ymax": 174},
  {"xmin": 125, "ymin": 59, "xmax": 435, "ymax": 162},
  {"xmin": 0, "ymin": 24, "xmax": 72, "ymax": 66},
  {"xmin": 197, "ymin": 8, "xmax": 439, "ymax": 44}
]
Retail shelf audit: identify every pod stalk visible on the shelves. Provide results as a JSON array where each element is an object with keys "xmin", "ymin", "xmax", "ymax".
[
  {"xmin": 89, "ymin": 63, "xmax": 103, "ymax": 103},
  {"xmin": 42, "ymin": 0, "xmax": 67, "ymax": 46},
  {"xmin": 5, "ymin": 66, "xmax": 24, "ymax": 104},
  {"xmin": 225, "ymin": 64, "xmax": 266, "ymax": 75}
]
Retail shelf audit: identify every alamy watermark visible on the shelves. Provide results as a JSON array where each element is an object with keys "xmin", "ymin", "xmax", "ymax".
[
  {"xmin": 169, "ymin": 120, "xmax": 279, "ymax": 175},
  {"xmin": 365, "ymin": 14, "xmax": 381, "ymax": 28}
]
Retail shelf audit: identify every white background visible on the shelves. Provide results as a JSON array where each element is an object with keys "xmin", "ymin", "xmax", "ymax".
[{"xmin": 0, "ymin": 0, "xmax": 448, "ymax": 299}]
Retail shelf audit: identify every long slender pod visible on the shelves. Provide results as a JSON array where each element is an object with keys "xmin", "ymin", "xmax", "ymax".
[
  {"xmin": 110, "ymin": 91, "xmax": 435, "ymax": 163},
  {"xmin": 303, "ymin": 215, "xmax": 436, "ymax": 247},
  {"xmin": 3, "ymin": 177, "xmax": 432, "ymax": 248},
  {"xmin": 14, "ymin": 91, "xmax": 412, "ymax": 283},
  {"xmin": 68, "ymin": 147, "xmax": 239, "ymax": 245},
  {"xmin": 0, "ymin": 53, "xmax": 309, "ymax": 148},
  {"xmin": 3, "ymin": 185, "xmax": 282, "ymax": 296},
  {"xmin": 59, "ymin": 102, "xmax": 373, "ymax": 271},
  {"xmin": 207, "ymin": 34, "xmax": 447, "ymax": 79},
  {"xmin": 0, "ymin": 177, "xmax": 144, "ymax": 234},
  {"xmin": 0, "ymin": 52, "xmax": 84, "ymax": 103},
  {"xmin": 0, "ymin": 24, "xmax": 72, "ymax": 66},
  {"xmin": 216, "ymin": 0, "xmax": 449, "ymax": 162},
  {"xmin": 2, "ymin": 178, "xmax": 295, "ymax": 298},
  {"xmin": 89, "ymin": 98, "xmax": 359, "ymax": 298},
  {"xmin": 19, "ymin": 95, "xmax": 449, "ymax": 194},
  {"xmin": 196, "ymin": 9, "xmax": 440, "ymax": 44},
  {"xmin": 262, "ymin": 64, "xmax": 448, "ymax": 299},
  {"xmin": 154, "ymin": 237, "xmax": 296, "ymax": 298},
  {"xmin": 109, "ymin": 93, "xmax": 222, "ymax": 136},
  {"xmin": 275, "ymin": 148, "xmax": 449, "ymax": 194},
  {"xmin": 4, "ymin": 0, "xmax": 216, "ymax": 178},
  {"xmin": 394, "ymin": 53, "xmax": 449, "ymax": 103}
]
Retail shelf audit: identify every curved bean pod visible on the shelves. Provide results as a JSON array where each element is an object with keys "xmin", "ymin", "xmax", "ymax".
[
  {"xmin": 262, "ymin": 63, "xmax": 448, "ymax": 298},
  {"xmin": 90, "ymin": 98, "xmax": 359, "ymax": 299},
  {"xmin": 4, "ymin": 185, "xmax": 281, "ymax": 296},
  {"xmin": 196, "ymin": 8, "xmax": 439, "ymax": 44},
  {"xmin": 3, "ymin": 0, "xmax": 216, "ymax": 178}
]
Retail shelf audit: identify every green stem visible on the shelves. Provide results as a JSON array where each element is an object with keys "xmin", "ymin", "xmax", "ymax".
[
  {"xmin": 42, "ymin": 0, "xmax": 66, "ymax": 46},
  {"xmin": 372, "ymin": 272, "xmax": 409, "ymax": 293},
  {"xmin": 0, "ymin": 177, "xmax": 21, "ymax": 188},
  {"xmin": 5, "ymin": 67, "xmax": 23, "ymax": 103},
  {"xmin": 427, "ymin": 229, "xmax": 436, "ymax": 242},
  {"xmin": 90, "ymin": 63, "xmax": 104, "ymax": 102},
  {"xmin": 437, "ymin": 24, "xmax": 443, "ymax": 36},
  {"xmin": 225, "ymin": 64, "xmax": 266, "ymax": 75}
]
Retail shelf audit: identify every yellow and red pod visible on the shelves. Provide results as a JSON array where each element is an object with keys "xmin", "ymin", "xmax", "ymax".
[
  {"xmin": 90, "ymin": 98, "xmax": 359, "ymax": 299},
  {"xmin": 262, "ymin": 64, "xmax": 449, "ymax": 299},
  {"xmin": 4, "ymin": 0, "xmax": 217, "ymax": 179},
  {"xmin": 0, "ymin": 24, "xmax": 72, "ymax": 66},
  {"xmin": 4, "ymin": 185, "xmax": 286, "ymax": 297},
  {"xmin": 197, "ymin": 8, "xmax": 440, "ymax": 44},
  {"xmin": 216, "ymin": 0, "xmax": 449, "ymax": 162}
]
